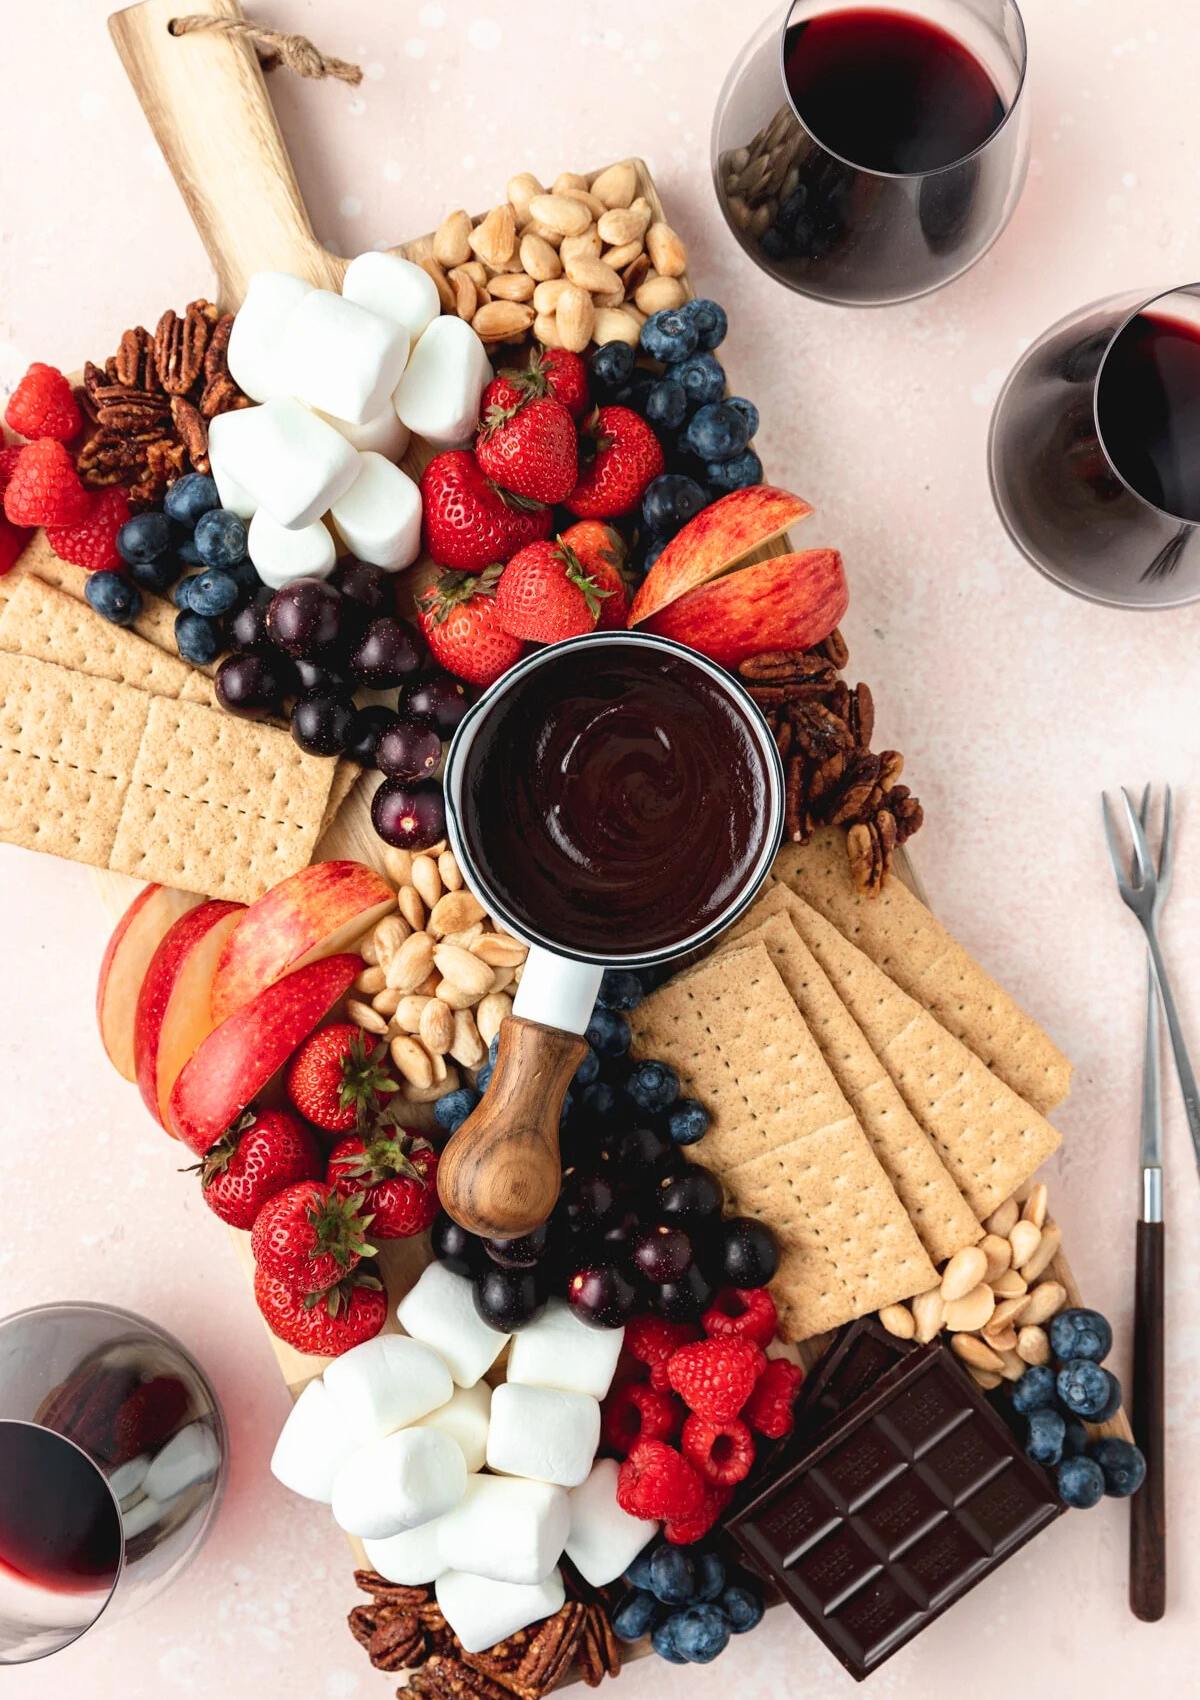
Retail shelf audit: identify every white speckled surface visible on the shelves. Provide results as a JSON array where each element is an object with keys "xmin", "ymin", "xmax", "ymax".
[{"xmin": 1, "ymin": 0, "xmax": 1199, "ymax": 1692}]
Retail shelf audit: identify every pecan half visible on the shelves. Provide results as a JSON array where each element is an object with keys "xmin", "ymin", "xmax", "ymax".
[{"xmin": 368, "ymin": 1609, "xmax": 426, "ymax": 1672}]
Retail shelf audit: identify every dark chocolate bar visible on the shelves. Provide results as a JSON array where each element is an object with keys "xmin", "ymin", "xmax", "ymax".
[
  {"xmin": 795, "ymin": 1318, "xmax": 917, "ymax": 1440},
  {"xmin": 730, "ymin": 1343, "xmax": 1061, "ymax": 1681}
]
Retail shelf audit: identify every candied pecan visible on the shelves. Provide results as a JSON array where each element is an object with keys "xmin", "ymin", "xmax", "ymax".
[
  {"xmin": 512, "ymin": 1604, "xmax": 586, "ymax": 1698},
  {"xmin": 198, "ymin": 370, "xmax": 246, "ymax": 418},
  {"xmin": 347, "ymin": 1603, "xmax": 379, "ymax": 1649},
  {"xmin": 818, "ymin": 625, "xmax": 850, "ymax": 668},
  {"xmin": 97, "ymin": 395, "xmax": 173, "ymax": 433},
  {"xmin": 808, "ymin": 749, "xmax": 847, "ymax": 804},
  {"xmin": 848, "ymin": 681, "xmax": 875, "ymax": 748},
  {"xmin": 353, "ymin": 1570, "xmax": 431, "ymax": 1606},
  {"xmin": 204, "ymin": 312, "xmax": 235, "ymax": 383},
  {"xmin": 829, "ymin": 752, "xmax": 884, "ymax": 824},
  {"xmin": 784, "ymin": 752, "xmax": 809, "ymax": 845},
  {"xmin": 369, "ymin": 1610, "xmax": 426, "ymax": 1672},
  {"xmin": 411, "ymin": 1654, "xmax": 516, "ymax": 1700},
  {"xmin": 170, "ymin": 396, "xmax": 209, "ymax": 470},
  {"xmin": 847, "ymin": 821, "xmax": 881, "ymax": 893},
  {"xmin": 115, "ymin": 326, "xmax": 152, "ymax": 387},
  {"xmin": 576, "ymin": 1605, "xmax": 620, "ymax": 1687}
]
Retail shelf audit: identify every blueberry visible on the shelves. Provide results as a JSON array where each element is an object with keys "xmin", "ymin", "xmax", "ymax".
[
  {"xmin": 612, "ymin": 1589, "xmax": 659, "ymax": 1643},
  {"xmin": 586, "ymin": 1007, "xmax": 630, "ymax": 1058},
  {"xmin": 625, "ymin": 1541, "xmax": 659, "ymax": 1592},
  {"xmin": 672, "ymin": 1603, "xmax": 731, "ymax": 1663},
  {"xmin": 627, "ymin": 1060, "xmax": 680, "ymax": 1114},
  {"xmin": 641, "ymin": 536, "xmax": 668, "ymax": 574},
  {"xmin": 84, "ymin": 570, "xmax": 142, "ymax": 626},
  {"xmin": 1048, "ymin": 1308, "xmax": 1113, "ymax": 1364},
  {"xmin": 684, "ymin": 402, "xmax": 751, "ymax": 463},
  {"xmin": 193, "ymin": 507, "xmax": 248, "ymax": 568},
  {"xmin": 590, "ymin": 340, "xmax": 636, "ymax": 395},
  {"xmin": 613, "ymin": 370, "xmax": 657, "ymax": 413},
  {"xmin": 1012, "ymin": 1364, "xmax": 1058, "ymax": 1416},
  {"xmin": 598, "ymin": 969, "xmax": 643, "ymax": 1011},
  {"xmin": 667, "ymin": 1098, "xmax": 709, "ymax": 1146},
  {"xmin": 227, "ymin": 555, "xmax": 263, "ymax": 603},
  {"xmin": 640, "ymin": 309, "xmax": 700, "ymax": 364},
  {"xmin": 760, "ymin": 226, "xmax": 790, "ymax": 260},
  {"xmin": 128, "ymin": 553, "xmax": 182, "ymax": 594},
  {"xmin": 175, "ymin": 609, "xmax": 223, "ymax": 665},
  {"xmin": 694, "ymin": 1552, "xmax": 725, "ymax": 1602},
  {"xmin": 178, "ymin": 535, "xmax": 203, "ymax": 566},
  {"xmin": 642, "ymin": 473, "xmax": 708, "ymax": 538},
  {"xmin": 706, "ymin": 449, "xmax": 764, "ymax": 493},
  {"xmin": 650, "ymin": 1617, "xmax": 687, "ymax": 1665},
  {"xmin": 164, "ymin": 472, "xmax": 220, "ymax": 528},
  {"xmin": 173, "ymin": 574, "xmax": 199, "ymax": 609},
  {"xmin": 574, "ymin": 1047, "xmax": 601, "ymax": 1088},
  {"xmin": 559, "ymin": 1088, "xmax": 575, "ymax": 1125},
  {"xmin": 720, "ymin": 1584, "xmax": 764, "ymax": 1633},
  {"xmin": 1056, "ymin": 1454, "xmax": 1106, "ymax": 1510},
  {"xmin": 116, "ymin": 511, "xmax": 171, "ymax": 565},
  {"xmin": 579, "ymin": 1080, "xmax": 619, "ymax": 1124},
  {"xmin": 186, "ymin": 568, "xmax": 240, "ymax": 617},
  {"xmin": 1088, "ymin": 1437, "xmax": 1147, "ymax": 1498},
  {"xmin": 474, "ymin": 1061, "xmax": 494, "ymax": 1096},
  {"xmin": 674, "ymin": 353, "xmax": 726, "ymax": 409},
  {"xmin": 1057, "ymin": 1359, "xmax": 1120, "ymax": 1420},
  {"xmin": 776, "ymin": 188, "xmax": 810, "ymax": 234},
  {"xmin": 644, "ymin": 379, "xmax": 688, "ymax": 433},
  {"xmin": 1062, "ymin": 1418, "xmax": 1089, "ymax": 1458},
  {"xmin": 433, "ymin": 1085, "xmax": 481, "ymax": 1134},
  {"xmin": 726, "ymin": 396, "xmax": 760, "ymax": 438},
  {"xmin": 1025, "ymin": 1407, "xmax": 1066, "ymax": 1468},
  {"xmin": 679, "ymin": 298, "xmax": 728, "ymax": 352},
  {"xmin": 648, "ymin": 1545, "xmax": 695, "ymax": 1605}
]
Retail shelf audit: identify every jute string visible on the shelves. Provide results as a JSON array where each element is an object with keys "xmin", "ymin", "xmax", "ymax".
[{"xmin": 167, "ymin": 14, "xmax": 363, "ymax": 84}]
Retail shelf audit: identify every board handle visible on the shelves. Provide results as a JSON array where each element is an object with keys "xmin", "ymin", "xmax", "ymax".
[
  {"xmin": 1130, "ymin": 1217, "xmax": 1166, "ymax": 1620},
  {"xmin": 108, "ymin": 0, "xmax": 342, "ymax": 304}
]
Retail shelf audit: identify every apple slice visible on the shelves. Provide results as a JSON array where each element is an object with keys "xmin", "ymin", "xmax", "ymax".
[
  {"xmin": 135, "ymin": 900, "xmax": 246, "ymax": 1130},
  {"xmin": 168, "ymin": 952, "xmax": 362, "ymax": 1155},
  {"xmin": 641, "ymin": 549, "xmax": 848, "ymax": 669},
  {"xmin": 96, "ymin": 884, "xmax": 204, "ymax": 1081},
  {"xmin": 210, "ymin": 860, "xmax": 395, "ymax": 1025},
  {"xmin": 628, "ymin": 486, "xmax": 813, "ymax": 628}
]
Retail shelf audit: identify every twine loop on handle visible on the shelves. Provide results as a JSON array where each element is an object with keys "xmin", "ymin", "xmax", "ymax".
[{"xmin": 167, "ymin": 13, "xmax": 363, "ymax": 83}]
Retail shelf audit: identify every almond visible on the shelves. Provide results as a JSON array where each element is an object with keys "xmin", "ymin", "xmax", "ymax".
[
  {"xmin": 528, "ymin": 194, "xmax": 593, "ymax": 239},
  {"xmin": 450, "ymin": 1008, "xmax": 487, "ymax": 1069},
  {"xmin": 621, "ymin": 252, "xmax": 652, "ymax": 298},
  {"xmin": 553, "ymin": 170, "xmax": 590, "ymax": 194},
  {"xmin": 433, "ymin": 209, "xmax": 472, "ymax": 269},
  {"xmin": 563, "ymin": 188, "xmax": 608, "ymax": 221},
  {"xmin": 979, "ymin": 1232, "xmax": 1012, "ymax": 1282},
  {"xmin": 469, "ymin": 204, "xmax": 517, "ymax": 269},
  {"xmin": 475, "ymin": 991, "xmax": 512, "ymax": 1048},
  {"xmin": 940, "ymin": 1245, "xmax": 988, "ymax": 1303},
  {"xmin": 996, "ymin": 1347, "xmax": 1027, "ymax": 1382},
  {"xmin": 878, "ymin": 1304, "xmax": 915, "ymax": 1340},
  {"xmin": 1020, "ymin": 1221, "xmax": 1062, "ymax": 1283},
  {"xmin": 488, "ymin": 966, "xmax": 515, "ymax": 994},
  {"xmin": 983, "ymin": 1294, "xmax": 1030, "ymax": 1336},
  {"xmin": 602, "ymin": 239, "xmax": 645, "ymax": 273},
  {"xmin": 598, "ymin": 204, "xmax": 652, "ymax": 247},
  {"xmin": 1020, "ymin": 1280, "xmax": 1067, "ymax": 1327},
  {"xmin": 507, "ymin": 171, "xmax": 544, "ymax": 223},
  {"xmin": 411, "ymin": 856, "xmax": 443, "ymax": 909},
  {"xmin": 564, "ymin": 252, "xmax": 622, "ymax": 295},
  {"xmin": 359, "ymin": 933, "xmax": 379, "ymax": 967},
  {"xmin": 990, "ymin": 1269, "xmax": 1028, "ymax": 1298},
  {"xmin": 448, "ymin": 267, "xmax": 477, "ymax": 321},
  {"xmin": 435, "ymin": 977, "xmax": 482, "ymax": 1011},
  {"xmin": 488, "ymin": 271, "xmax": 536, "ymax": 303},
  {"xmin": 520, "ymin": 233, "xmax": 562, "ymax": 282},
  {"xmin": 987, "ymin": 1327, "xmax": 1018, "ymax": 1352},
  {"xmin": 646, "ymin": 221, "xmax": 687, "ymax": 277},
  {"xmin": 556, "ymin": 285, "xmax": 595, "ymax": 353},
  {"xmin": 383, "ymin": 847, "xmax": 413, "ymax": 886},
  {"xmin": 1016, "ymin": 1325, "xmax": 1051, "ymax": 1365},
  {"xmin": 985, "ymin": 1196, "xmax": 1019, "ymax": 1237},
  {"xmin": 418, "ymin": 257, "xmax": 455, "ymax": 314},
  {"xmin": 392, "ymin": 994, "xmax": 431, "ymax": 1033},
  {"xmin": 403, "ymin": 1067, "xmax": 460, "ymax": 1104},
  {"xmin": 943, "ymin": 1283, "xmax": 995, "ymax": 1332},
  {"xmin": 590, "ymin": 161, "xmax": 638, "ymax": 209},
  {"xmin": 437, "ymin": 851, "xmax": 463, "ymax": 892},
  {"xmin": 911, "ymin": 1288, "xmax": 945, "ymax": 1343},
  {"xmin": 398, "ymin": 885, "xmax": 425, "ymax": 932},
  {"xmin": 372, "ymin": 986, "xmax": 403, "ymax": 1017},
  {"xmin": 354, "ymin": 965, "xmax": 386, "ymax": 996},
  {"xmin": 346, "ymin": 998, "xmax": 388, "ymax": 1035},
  {"xmin": 533, "ymin": 277, "xmax": 571, "ymax": 315},
  {"xmin": 950, "ymin": 1335, "xmax": 1005, "ymax": 1373},
  {"xmin": 385, "ymin": 931, "xmax": 435, "ymax": 993},
  {"xmin": 592, "ymin": 307, "xmax": 642, "ymax": 348},
  {"xmin": 533, "ymin": 312, "xmax": 563, "ymax": 348},
  {"xmin": 472, "ymin": 932, "xmax": 528, "ymax": 968},
  {"xmin": 371, "ymin": 914, "xmax": 411, "ymax": 969},
  {"xmin": 1021, "ymin": 1183, "xmax": 1049, "ymax": 1228},
  {"xmin": 390, "ymin": 1034, "xmax": 433, "ymax": 1090},
  {"xmin": 968, "ymin": 1367, "xmax": 1003, "ymax": 1391},
  {"xmin": 434, "ymin": 944, "xmax": 494, "ymax": 999},
  {"xmin": 1009, "ymin": 1220, "xmax": 1042, "ymax": 1270},
  {"xmin": 461, "ymin": 261, "xmax": 488, "ymax": 289},
  {"xmin": 442, "ymin": 923, "xmax": 485, "ymax": 952},
  {"xmin": 473, "ymin": 301, "xmax": 536, "ymax": 345},
  {"xmin": 428, "ymin": 890, "xmax": 485, "ymax": 939},
  {"xmin": 419, "ymin": 998, "xmax": 455, "ymax": 1056},
  {"xmin": 634, "ymin": 273, "xmax": 687, "ymax": 314}
]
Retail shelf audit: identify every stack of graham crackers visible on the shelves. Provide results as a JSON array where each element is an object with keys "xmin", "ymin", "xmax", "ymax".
[
  {"xmin": 0, "ymin": 545, "xmax": 359, "ymax": 903},
  {"xmin": 629, "ymin": 827, "xmax": 1072, "ymax": 1343}
]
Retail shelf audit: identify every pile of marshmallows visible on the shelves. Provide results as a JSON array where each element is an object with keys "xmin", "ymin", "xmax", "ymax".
[
  {"xmin": 211, "ymin": 257, "xmax": 493, "ymax": 589},
  {"xmin": 270, "ymin": 1264, "xmax": 658, "ymax": 1654}
]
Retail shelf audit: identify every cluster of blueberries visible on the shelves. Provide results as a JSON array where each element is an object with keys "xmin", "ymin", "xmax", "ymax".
[
  {"xmin": 85, "ymin": 473, "xmax": 257, "ymax": 665},
  {"xmin": 612, "ymin": 1537, "xmax": 764, "ymax": 1666},
  {"xmin": 1010, "ymin": 1307, "xmax": 1146, "ymax": 1509}
]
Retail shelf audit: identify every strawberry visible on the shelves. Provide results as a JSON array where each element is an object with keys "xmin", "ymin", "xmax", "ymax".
[
  {"xmin": 663, "ymin": 1480, "xmax": 733, "ymax": 1546},
  {"xmin": 483, "ymin": 348, "xmax": 590, "ymax": 422},
  {"xmin": 250, "ymin": 1179, "xmax": 376, "ymax": 1294},
  {"xmin": 113, "ymin": 1376, "xmax": 190, "ymax": 1463},
  {"xmin": 3, "ymin": 439, "xmax": 92, "ymax": 528},
  {"xmin": 285, "ymin": 1023, "xmax": 399, "ymax": 1133},
  {"xmin": 616, "ymin": 1439, "xmax": 704, "ymax": 1522},
  {"xmin": 4, "ymin": 363, "xmax": 82, "ymax": 443},
  {"xmin": 701, "ymin": 1286, "xmax": 779, "ymax": 1349},
  {"xmin": 421, "ymin": 450, "xmax": 552, "ymax": 572},
  {"xmin": 418, "ymin": 565, "xmax": 524, "ymax": 687},
  {"xmin": 476, "ymin": 393, "xmax": 578, "ymax": 506},
  {"xmin": 194, "ymin": 1107, "xmax": 322, "ymax": 1230},
  {"xmin": 680, "ymin": 1413, "xmax": 756, "ymax": 1487},
  {"xmin": 558, "ymin": 521, "xmax": 630, "ymax": 630},
  {"xmin": 666, "ymin": 1337, "xmax": 765, "ymax": 1424},
  {"xmin": 741, "ymin": 1357, "xmax": 805, "ymax": 1440},
  {"xmin": 601, "ymin": 1382, "xmax": 683, "ymax": 1457},
  {"xmin": 46, "ymin": 488, "xmax": 131, "ymax": 573},
  {"xmin": 0, "ymin": 516, "xmax": 30, "ymax": 577},
  {"xmin": 567, "ymin": 406, "xmax": 664, "ymax": 520},
  {"xmin": 254, "ymin": 1262, "xmax": 386, "ymax": 1357},
  {"xmin": 328, "ymin": 1129, "xmax": 440, "ymax": 1239},
  {"xmin": 494, "ymin": 536, "xmax": 608, "ymax": 643}
]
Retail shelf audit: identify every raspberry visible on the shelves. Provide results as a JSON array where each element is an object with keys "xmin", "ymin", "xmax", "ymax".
[
  {"xmin": 663, "ymin": 1481, "xmax": 732, "ymax": 1546},
  {"xmin": 626, "ymin": 1316, "xmax": 699, "ymax": 1373},
  {"xmin": 4, "ymin": 364, "xmax": 82, "ymax": 444},
  {"xmin": 0, "ymin": 445, "xmax": 25, "ymax": 501},
  {"xmin": 46, "ymin": 488, "xmax": 132, "ymax": 573},
  {"xmin": 616, "ymin": 1439, "xmax": 704, "ymax": 1522},
  {"xmin": 667, "ymin": 1337, "xmax": 765, "ymax": 1424},
  {"xmin": 3, "ymin": 439, "xmax": 91, "ymax": 528},
  {"xmin": 742, "ymin": 1357, "xmax": 805, "ymax": 1440},
  {"xmin": 681, "ymin": 1413, "xmax": 755, "ymax": 1487},
  {"xmin": 702, "ymin": 1287, "xmax": 779, "ymax": 1349},
  {"xmin": 0, "ymin": 516, "xmax": 30, "ymax": 577},
  {"xmin": 601, "ymin": 1382, "xmax": 682, "ymax": 1457}
]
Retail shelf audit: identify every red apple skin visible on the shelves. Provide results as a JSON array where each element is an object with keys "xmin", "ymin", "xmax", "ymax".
[
  {"xmin": 628, "ymin": 486, "xmax": 813, "ymax": 628},
  {"xmin": 134, "ymin": 900, "xmax": 246, "ymax": 1129},
  {"xmin": 641, "ymin": 549, "xmax": 848, "ymax": 668},
  {"xmin": 168, "ymin": 952, "xmax": 363, "ymax": 1156},
  {"xmin": 96, "ymin": 884, "xmax": 203, "ymax": 1081},
  {"xmin": 210, "ymin": 860, "xmax": 396, "ymax": 1025}
]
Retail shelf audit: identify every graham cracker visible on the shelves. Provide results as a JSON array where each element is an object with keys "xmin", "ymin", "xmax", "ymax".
[
  {"xmin": 776, "ymin": 827, "xmax": 1072, "ymax": 1114},
  {"xmin": 18, "ymin": 537, "xmax": 205, "ymax": 670},
  {"xmin": 775, "ymin": 889, "xmax": 1061, "ymax": 1220},
  {"xmin": 628, "ymin": 940, "xmax": 936, "ymax": 1341},
  {"xmin": 718, "ymin": 909, "xmax": 982, "ymax": 1262},
  {"xmin": 320, "ymin": 760, "xmax": 362, "ymax": 841}
]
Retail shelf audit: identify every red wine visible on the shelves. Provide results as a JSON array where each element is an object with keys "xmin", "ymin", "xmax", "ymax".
[
  {"xmin": 1096, "ymin": 311, "xmax": 1200, "ymax": 523},
  {"xmin": 0, "ymin": 1424, "xmax": 121, "ymax": 1596},
  {"xmin": 784, "ymin": 8, "xmax": 1006, "ymax": 174}
]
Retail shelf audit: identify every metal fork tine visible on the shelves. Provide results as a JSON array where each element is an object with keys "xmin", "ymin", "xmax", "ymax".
[
  {"xmin": 1159, "ymin": 784, "xmax": 1174, "ymax": 887},
  {"xmin": 1101, "ymin": 792, "xmax": 1130, "ymax": 892},
  {"xmin": 1139, "ymin": 783, "xmax": 1152, "ymax": 827},
  {"xmin": 1122, "ymin": 787, "xmax": 1154, "ymax": 888}
]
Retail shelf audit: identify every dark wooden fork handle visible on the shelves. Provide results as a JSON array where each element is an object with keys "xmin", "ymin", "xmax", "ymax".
[{"xmin": 1131, "ymin": 1217, "xmax": 1165, "ymax": 1621}]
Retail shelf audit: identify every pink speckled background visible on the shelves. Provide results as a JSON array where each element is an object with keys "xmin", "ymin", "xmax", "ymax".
[{"xmin": 2, "ymin": 0, "xmax": 1199, "ymax": 1694}]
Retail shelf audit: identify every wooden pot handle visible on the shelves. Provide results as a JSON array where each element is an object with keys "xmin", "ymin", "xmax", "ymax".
[
  {"xmin": 437, "ymin": 1016, "xmax": 587, "ymax": 1240},
  {"xmin": 108, "ymin": 0, "xmax": 342, "ymax": 303}
]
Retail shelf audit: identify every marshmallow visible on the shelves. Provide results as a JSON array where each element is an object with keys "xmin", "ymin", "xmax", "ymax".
[
  {"xmin": 393, "ymin": 315, "xmax": 491, "ymax": 449},
  {"xmin": 329, "ymin": 451, "xmax": 422, "ymax": 571},
  {"xmin": 437, "ymin": 1569, "xmax": 565, "ymax": 1656},
  {"xmin": 437, "ymin": 1475, "xmax": 569, "ymax": 1586},
  {"xmin": 227, "ymin": 271, "xmax": 314, "ymax": 402},
  {"xmin": 209, "ymin": 445, "xmax": 257, "ymax": 521},
  {"xmin": 413, "ymin": 1380, "xmax": 491, "ymax": 1474},
  {"xmin": 343, "ymin": 252, "xmax": 440, "ymax": 345},
  {"xmin": 506, "ymin": 1300, "xmax": 624, "ymax": 1400},
  {"xmin": 397, "ymin": 1264, "xmax": 510, "ymax": 1389},
  {"xmin": 323, "ymin": 1334, "xmax": 454, "ymax": 1444},
  {"xmin": 565, "ymin": 1459, "xmax": 659, "ymax": 1587},
  {"xmin": 486, "ymin": 1384, "xmax": 600, "ymax": 1488},
  {"xmin": 317, "ymin": 404, "xmax": 411, "ymax": 462},
  {"xmin": 208, "ymin": 398, "xmax": 359, "ymax": 530},
  {"xmin": 363, "ymin": 1516, "xmax": 450, "ymax": 1586},
  {"xmin": 269, "ymin": 1378, "xmax": 359, "ymax": 1503},
  {"xmin": 248, "ymin": 510, "xmax": 336, "ymax": 588},
  {"xmin": 277, "ymin": 290, "xmax": 410, "ymax": 425},
  {"xmin": 332, "ymin": 1428, "xmax": 467, "ymax": 1540},
  {"xmin": 108, "ymin": 1453, "xmax": 150, "ymax": 1506},
  {"xmin": 121, "ymin": 1495, "xmax": 164, "ymax": 1540},
  {"xmin": 142, "ymin": 1422, "xmax": 221, "ymax": 1503}
]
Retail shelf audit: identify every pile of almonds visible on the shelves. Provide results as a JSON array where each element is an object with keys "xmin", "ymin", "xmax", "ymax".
[
  {"xmin": 877, "ymin": 1184, "xmax": 1068, "ymax": 1392},
  {"xmin": 348, "ymin": 844, "xmax": 526, "ymax": 1105},
  {"xmin": 421, "ymin": 164, "xmax": 690, "ymax": 355}
]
